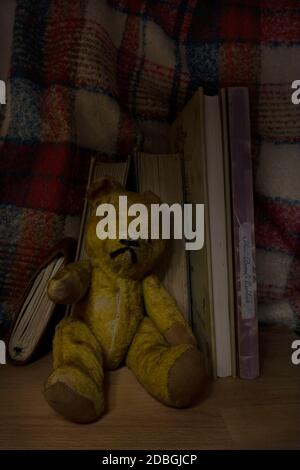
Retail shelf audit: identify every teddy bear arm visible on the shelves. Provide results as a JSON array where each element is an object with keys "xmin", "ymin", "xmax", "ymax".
[
  {"xmin": 142, "ymin": 275, "xmax": 197, "ymax": 347},
  {"xmin": 48, "ymin": 259, "xmax": 92, "ymax": 304}
]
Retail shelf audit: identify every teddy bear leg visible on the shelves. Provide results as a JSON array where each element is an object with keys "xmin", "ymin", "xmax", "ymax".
[
  {"xmin": 143, "ymin": 275, "xmax": 198, "ymax": 347},
  {"xmin": 44, "ymin": 317, "xmax": 105, "ymax": 423},
  {"xmin": 126, "ymin": 318, "xmax": 206, "ymax": 408}
]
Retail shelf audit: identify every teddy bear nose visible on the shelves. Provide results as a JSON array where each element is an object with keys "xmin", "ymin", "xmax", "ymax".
[{"xmin": 119, "ymin": 239, "xmax": 140, "ymax": 248}]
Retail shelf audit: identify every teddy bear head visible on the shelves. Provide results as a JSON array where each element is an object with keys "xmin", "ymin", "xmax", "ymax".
[{"xmin": 85, "ymin": 177, "xmax": 166, "ymax": 280}]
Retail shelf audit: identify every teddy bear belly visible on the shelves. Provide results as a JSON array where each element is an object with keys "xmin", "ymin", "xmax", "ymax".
[
  {"xmin": 86, "ymin": 308, "xmax": 143, "ymax": 370},
  {"xmin": 83, "ymin": 283, "xmax": 144, "ymax": 370}
]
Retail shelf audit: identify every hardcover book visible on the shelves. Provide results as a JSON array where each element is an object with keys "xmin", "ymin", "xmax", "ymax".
[
  {"xmin": 227, "ymin": 87, "xmax": 259, "ymax": 379},
  {"xmin": 135, "ymin": 152, "xmax": 191, "ymax": 323},
  {"xmin": 170, "ymin": 89, "xmax": 235, "ymax": 378}
]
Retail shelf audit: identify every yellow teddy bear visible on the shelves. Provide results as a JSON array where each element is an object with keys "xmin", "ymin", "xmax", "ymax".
[{"xmin": 45, "ymin": 177, "xmax": 206, "ymax": 423}]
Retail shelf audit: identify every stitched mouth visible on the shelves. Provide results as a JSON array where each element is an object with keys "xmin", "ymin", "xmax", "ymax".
[
  {"xmin": 110, "ymin": 247, "xmax": 137, "ymax": 264},
  {"xmin": 119, "ymin": 239, "xmax": 140, "ymax": 247}
]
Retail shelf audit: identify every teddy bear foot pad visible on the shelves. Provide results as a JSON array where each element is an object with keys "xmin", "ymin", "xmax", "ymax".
[{"xmin": 44, "ymin": 366, "xmax": 104, "ymax": 424}]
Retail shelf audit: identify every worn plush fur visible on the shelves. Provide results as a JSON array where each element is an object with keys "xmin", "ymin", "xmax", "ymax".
[{"xmin": 45, "ymin": 177, "xmax": 205, "ymax": 423}]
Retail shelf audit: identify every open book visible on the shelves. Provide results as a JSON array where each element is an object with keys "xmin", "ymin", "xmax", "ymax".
[{"xmin": 8, "ymin": 238, "xmax": 76, "ymax": 364}]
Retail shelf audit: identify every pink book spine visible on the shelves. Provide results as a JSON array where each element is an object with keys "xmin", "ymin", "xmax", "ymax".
[{"xmin": 228, "ymin": 87, "xmax": 259, "ymax": 379}]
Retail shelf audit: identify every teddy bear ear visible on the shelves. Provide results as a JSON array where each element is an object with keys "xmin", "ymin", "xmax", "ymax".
[
  {"xmin": 87, "ymin": 176, "xmax": 123, "ymax": 207},
  {"xmin": 142, "ymin": 190, "xmax": 162, "ymax": 205}
]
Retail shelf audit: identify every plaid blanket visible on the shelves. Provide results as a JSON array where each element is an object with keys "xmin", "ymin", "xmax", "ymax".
[{"xmin": 0, "ymin": 0, "xmax": 300, "ymax": 334}]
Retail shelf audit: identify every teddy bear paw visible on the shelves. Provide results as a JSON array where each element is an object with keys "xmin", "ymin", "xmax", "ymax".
[
  {"xmin": 47, "ymin": 270, "xmax": 81, "ymax": 304},
  {"xmin": 44, "ymin": 366, "xmax": 104, "ymax": 423}
]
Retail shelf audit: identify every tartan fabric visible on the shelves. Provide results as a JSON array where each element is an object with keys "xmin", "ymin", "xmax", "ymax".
[{"xmin": 0, "ymin": 0, "xmax": 299, "ymax": 333}]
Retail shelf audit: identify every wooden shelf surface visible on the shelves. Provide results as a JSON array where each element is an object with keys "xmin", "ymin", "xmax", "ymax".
[{"xmin": 0, "ymin": 326, "xmax": 299, "ymax": 450}]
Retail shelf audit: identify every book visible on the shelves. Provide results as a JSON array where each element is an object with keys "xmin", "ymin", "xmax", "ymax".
[
  {"xmin": 204, "ymin": 94, "xmax": 234, "ymax": 378},
  {"xmin": 220, "ymin": 89, "xmax": 237, "ymax": 378},
  {"xmin": 135, "ymin": 152, "xmax": 191, "ymax": 323},
  {"xmin": 169, "ymin": 89, "xmax": 235, "ymax": 378},
  {"xmin": 8, "ymin": 238, "xmax": 76, "ymax": 364},
  {"xmin": 227, "ymin": 87, "xmax": 259, "ymax": 379},
  {"xmin": 76, "ymin": 157, "xmax": 131, "ymax": 261}
]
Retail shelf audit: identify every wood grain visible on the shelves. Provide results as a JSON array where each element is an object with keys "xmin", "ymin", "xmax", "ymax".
[{"xmin": 0, "ymin": 326, "xmax": 299, "ymax": 450}]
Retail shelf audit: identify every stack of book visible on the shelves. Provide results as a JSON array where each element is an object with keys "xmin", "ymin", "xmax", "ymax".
[
  {"xmin": 169, "ymin": 87, "xmax": 259, "ymax": 379},
  {"xmin": 8, "ymin": 87, "xmax": 259, "ymax": 381},
  {"xmin": 135, "ymin": 88, "xmax": 258, "ymax": 379},
  {"xmin": 73, "ymin": 86, "xmax": 259, "ymax": 380}
]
